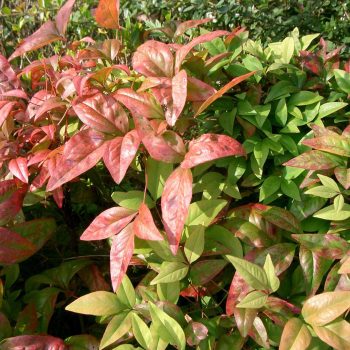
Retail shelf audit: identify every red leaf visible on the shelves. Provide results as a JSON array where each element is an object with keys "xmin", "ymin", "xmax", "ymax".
[
  {"xmin": 55, "ymin": 0, "xmax": 76, "ymax": 36},
  {"xmin": 174, "ymin": 18, "xmax": 212, "ymax": 37},
  {"xmin": 0, "ymin": 180, "xmax": 28, "ymax": 223},
  {"xmin": 134, "ymin": 203, "xmax": 163, "ymax": 241},
  {"xmin": 226, "ymin": 272, "xmax": 250, "ymax": 316},
  {"xmin": 47, "ymin": 129, "xmax": 107, "ymax": 191},
  {"xmin": 187, "ymin": 77, "xmax": 216, "ymax": 102},
  {"xmin": 194, "ymin": 71, "xmax": 256, "ymax": 117},
  {"xmin": 0, "ymin": 227, "xmax": 36, "ymax": 264},
  {"xmin": 132, "ymin": 40, "xmax": 174, "ymax": 78},
  {"xmin": 0, "ymin": 335, "xmax": 66, "ymax": 350},
  {"xmin": 175, "ymin": 30, "xmax": 230, "ymax": 73},
  {"xmin": 9, "ymin": 157, "xmax": 29, "ymax": 183},
  {"xmin": 53, "ymin": 187, "xmax": 64, "ymax": 208},
  {"xmin": 302, "ymin": 134, "xmax": 350, "ymax": 157},
  {"xmin": 33, "ymin": 97, "xmax": 66, "ymax": 122},
  {"xmin": 334, "ymin": 167, "xmax": 350, "ymax": 189},
  {"xmin": 110, "ymin": 222, "xmax": 134, "ymax": 291},
  {"xmin": 9, "ymin": 21, "xmax": 63, "ymax": 61},
  {"xmin": 114, "ymin": 88, "xmax": 164, "ymax": 120},
  {"xmin": 103, "ymin": 130, "xmax": 140, "ymax": 184},
  {"xmin": 0, "ymin": 101, "xmax": 17, "ymax": 126},
  {"xmin": 95, "ymin": 0, "xmax": 120, "ymax": 29},
  {"xmin": 161, "ymin": 167, "xmax": 193, "ymax": 254},
  {"xmin": 0, "ymin": 54, "xmax": 20, "ymax": 92},
  {"xmin": 81, "ymin": 207, "xmax": 137, "ymax": 241},
  {"xmin": 181, "ymin": 134, "xmax": 245, "ymax": 168},
  {"xmin": 284, "ymin": 150, "xmax": 342, "ymax": 170},
  {"xmin": 79, "ymin": 264, "xmax": 111, "ymax": 291},
  {"xmin": 74, "ymin": 93, "xmax": 128, "ymax": 134},
  {"xmin": 166, "ymin": 69, "xmax": 187, "ymax": 126}
]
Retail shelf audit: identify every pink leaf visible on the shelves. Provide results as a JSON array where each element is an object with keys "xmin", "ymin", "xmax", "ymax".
[
  {"xmin": 103, "ymin": 130, "xmax": 140, "ymax": 184},
  {"xmin": 0, "ymin": 54, "xmax": 20, "ymax": 92},
  {"xmin": 81, "ymin": 207, "xmax": 137, "ymax": 241},
  {"xmin": 0, "ymin": 335, "xmax": 66, "ymax": 350},
  {"xmin": 175, "ymin": 30, "xmax": 230, "ymax": 73},
  {"xmin": 95, "ymin": 0, "xmax": 120, "ymax": 29},
  {"xmin": 134, "ymin": 203, "xmax": 163, "ymax": 241},
  {"xmin": 73, "ymin": 93, "xmax": 128, "ymax": 134},
  {"xmin": 194, "ymin": 71, "xmax": 256, "ymax": 117},
  {"xmin": 9, "ymin": 157, "xmax": 29, "ymax": 183},
  {"xmin": 0, "ymin": 227, "xmax": 36, "ymax": 264},
  {"xmin": 114, "ymin": 88, "xmax": 164, "ymax": 120},
  {"xmin": 55, "ymin": 0, "xmax": 76, "ymax": 36},
  {"xmin": 9, "ymin": 21, "xmax": 63, "ymax": 61},
  {"xmin": 161, "ymin": 167, "xmax": 193, "ymax": 254},
  {"xmin": 181, "ymin": 134, "xmax": 245, "ymax": 168},
  {"xmin": 46, "ymin": 129, "xmax": 107, "ymax": 191},
  {"xmin": 334, "ymin": 167, "xmax": 350, "ymax": 189},
  {"xmin": 226, "ymin": 272, "xmax": 250, "ymax": 316},
  {"xmin": 132, "ymin": 40, "xmax": 174, "ymax": 78},
  {"xmin": 174, "ymin": 18, "xmax": 212, "ymax": 37},
  {"xmin": 110, "ymin": 223, "xmax": 134, "ymax": 291},
  {"xmin": 167, "ymin": 69, "xmax": 187, "ymax": 126},
  {"xmin": 0, "ymin": 101, "xmax": 17, "ymax": 126},
  {"xmin": 187, "ymin": 77, "xmax": 216, "ymax": 102},
  {"xmin": 53, "ymin": 187, "xmax": 64, "ymax": 208}
]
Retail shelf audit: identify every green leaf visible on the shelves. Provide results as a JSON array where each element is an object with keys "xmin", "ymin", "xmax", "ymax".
[
  {"xmin": 184, "ymin": 225, "xmax": 205, "ymax": 264},
  {"xmin": 281, "ymin": 179, "xmax": 301, "ymax": 201},
  {"xmin": 334, "ymin": 69, "xmax": 350, "ymax": 94},
  {"xmin": 314, "ymin": 204, "xmax": 350, "ymax": 221},
  {"xmin": 318, "ymin": 102, "xmax": 347, "ymax": 118},
  {"xmin": 317, "ymin": 174, "xmax": 339, "ymax": 192},
  {"xmin": 157, "ymin": 281, "xmax": 180, "ymax": 304},
  {"xmin": 236, "ymin": 290, "xmax": 268, "ymax": 309},
  {"xmin": 334, "ymin": 194, "xmax": 344, "ymax": 212},
  {"xmin": 265, "ymin": 81, "xmax": 298, "ymax": 103},
  {"xmin": 186, "ymin": 199, "xmax": 227, "ymax": 227},
  {"xmin": 281, "ymin": 37, "xmax": 295, "ymax": 64},
  {"xmin": 288, "ymin": 91, "xmax": 323, "ymax": 106},
  {"xmin": 150, "ymin": 262, "xmax": 189, "ymax": 285},
  {"xmin": 305, "ymin": 186, "xmax": 338, "ymax": 198},
  {"xmin": 302, "ymin": 291, "xmax": 350, "ymax": 326},
  {"xmin": 263, "ymin": 254, "xmax": 280, "ymax": 292},
  {"xmin": 300, "ymin": 33, "xmax": 320, "ymax": 50},
  {"xmin": 131, "ymin": 312, "xmax": 152, "ymax": 350},
  {"xmin": 280, "ymin": 318, "xmax": 312, "ymax": 350},
  {"xmin": 149, "ymin": 302, "xmax": 186, "ymax": 350},
  {"xmin": 259, "ymin": 175, "xmax": 281, "ymax": 201},
  {"xmin": 116, "ymin": 275, "xmax": 136, "ymax": 308},
  {"xmin": 313, "ymin": 320, "xmax": 350, "ymax": 349},
  {"xmin": 65, "ymin": 291, "xmax": 124, "ymax": 316},
  {"xmin": 226, "ymin": 256, "xmax": 269, "ymax": 290},
  {"xmin": 275, "ymin": 98, "xmax": 288, "ymax": 126},
  {"xmin": 146, "ymin": 158, "xmax": 173, "ymax": 200},
  {"xmin": 111, "ymin": 191, "xmax": 154, "ymax": 210},
  {"xmin": 100, "ymin": 311, "xmax": 132, "ymax": 349}
]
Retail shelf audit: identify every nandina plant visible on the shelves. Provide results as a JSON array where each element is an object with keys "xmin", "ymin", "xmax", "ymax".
[{"xmin": 0, "ymin": 0, "xmax": 350, "ymax": 349}]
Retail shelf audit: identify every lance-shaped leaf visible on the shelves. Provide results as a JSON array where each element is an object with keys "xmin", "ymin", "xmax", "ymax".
[
  {"xmin": 81, "ymin": 207, "xmax": 137, "ymax": 241},
  {"xmin": 226, "ymin": 273, "xmax": 250, "ymax": 315},
  {"xmin": 9, "ymin": 157, "xmax": 28, "ymax": 183},
  {"xmin": 55, "ymin": 0, "xmax": 75, "ymax": 36},
  {"xmin": 0, "ymin": 54, "xmax": 20, "ymax": 91},
  {"xmin": 0, "ymin": 227, "xmax": 36, "ymax": 264},
  {"xmin": 194, "ymin": 71, "xmax": 256, "ymax": 117},
  {"xmin": 110, "ymin": 223, "xmax": 135, "ymax": 291},
  {"xmin": 0, "ymin": 101, "xmax": 17, "ymax": 126},
  {"xmin": 181, "ymin": 134, "xmax": 245, "ymax": 168},
  {"xmin": 174, "ymin": 18, "xmax": 212, "ymax": 37},
  {"xmin": 292, "ymin": 233, "xmax": 349, "ymax": 260},
  {"xmin": 284, "ymin": 150, "xmax": 343, "ymax": 170},
  {"xmin": 47, "ymin": 129, "xmax": 107, "ymax": 191},
  {"xmin": 302, "ymin": 134, "xmax": 350, "ymax": 157},
  {"xmin": 280, "ymin": 318, "xmax": 312, "ymax": 350},
  {"xmin": 114, "ymin": 88, "xmax": 164, "ymax": 120},
  {"xmin": 334, "ymin": 167, "xmax": 350, "ymax": 189},
  {"xmin": 151, "ymin": 261, "xmax": 189, "ymax": 285},
  {"xmin": 104, "ymin": 130, "xmax": 140, "ymax": 184},
  {"xmin": 0, "ymin": 180, "xmax": 28, "ymax": 224},
  {"xmin": 95, "ymin": 0, "xmax": 120, "ymax": 29},
  {"xmin": 73, "ymin": 93, "xmax": 128, "ymax": 134},
  {"xmin": 134, "ymin": 203, "xmax": 163, "ymax": 241},
  {"xmin": 313, "ymin": 320, "xmax": 350, "ymax": 349},
  {"xmin": 0, "ymin": 335, "xmax": 66, "ymax": 350},
  {"xmin": 9, "ymin": 21, "xmax": 63, "ymax": 61},
  {"xmin": 190, "ymin": 259, "xmax": 227, "ymax": 285},
  {"xmin": 187, "ymin": 77, "xmax": 216, "ymax": 101},
  {"xmin": 133, "ymin": 40, "xmax": 174, "ymax": 78},
  {"xmin": 175, "ymin": 30, "xmax": 230, "ymax": 73},
  {"xmin": 66, "ymin": 291, "xmax": 124, "ymax": 316},
  {"xmin": 302, "ymin": 291, "xmax": 350, "ymax": 326},
  {"xmin": 166, "ymin": 69, "xmax": 187, "ymax": 126},
  {"xmin": 161, "ymin": 167, "xmax": 193, "ymax": 255}
]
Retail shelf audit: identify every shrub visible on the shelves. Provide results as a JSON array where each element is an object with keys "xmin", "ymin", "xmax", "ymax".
[{"xmin": 0, "ymin": 0, "xmax": 350, "ymax": 349}]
